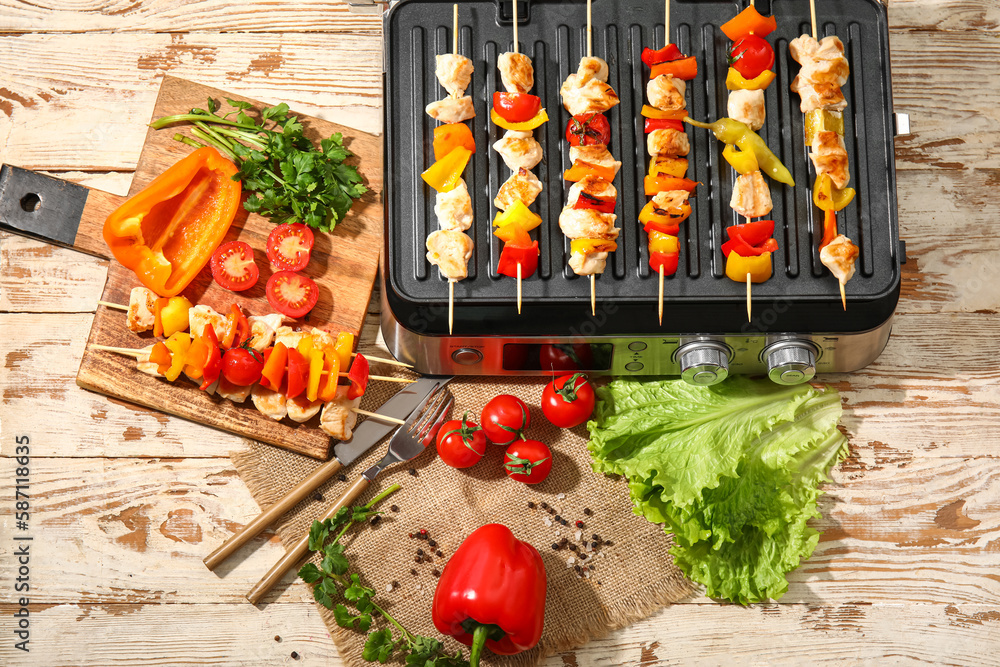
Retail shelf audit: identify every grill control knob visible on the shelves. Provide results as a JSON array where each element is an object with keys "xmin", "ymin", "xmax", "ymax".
[
  {"xmin": 677, "ymin": 343, "xmax": 729, "ymax": 386},
  {"xmin": 766, "ymin": 343, "xmax": 817, "ymax": 385},
  {"xmin": 451, "ymin": 348, "xmax": 483, "ymax": 366}
]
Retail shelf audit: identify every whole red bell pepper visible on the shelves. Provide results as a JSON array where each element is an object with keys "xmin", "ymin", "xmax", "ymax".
[{"xmin": 432, "ymin": 524, "xmax": 546, "ymax": 666}]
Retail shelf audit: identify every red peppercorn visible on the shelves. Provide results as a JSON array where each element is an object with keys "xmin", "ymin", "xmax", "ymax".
[{"xmin": 575, "ymin": 520, "xmax": 584, "ymax": 528}]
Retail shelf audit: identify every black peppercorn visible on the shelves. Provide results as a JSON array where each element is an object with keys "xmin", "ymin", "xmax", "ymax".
[
  {"xmin": 291, "ymin": 652, "xmax": 300, "ymax": 660},
  {"xmin": 592, "ymin": 534, "xmax": 600, "ymax": 541},
  {"xmin": 574, "ymin": 565, "xmax": 582, "ymax": 574},
  {"xmin": 548, "ymin": 508, "xmax": 556, "ymax": 515},
  {"xmin": 428, "ymin": 539, "xmax": 437, "ymax": 548},
  {"xmin": 432, "ymin": 569, "xmax": 440, "ymax": 577},
  {"xmin": 590, "ymin": 541, "xmax": 598, "ymax": 549},
  {"xmin": 541, "ymin": 502, "xmax": 549, "ymax": 509},
  {"xmin": 417, "ymin": 548, "xmax": 424, "ymax": 556},
  {"xmin": 391, "ymin": 581, "xmax": 399, "ymax": 588},
  {"xmin": 559, "ymin": 537, "xmax": 568, "ymax": 546},
  {"xmin": 391, "ymin": 505, "xmax": 399, "ymax": 512},
  {"xmin": 583, "ymin": 508, "xmax": 592, "ymax": 516},
  {"xmin": 312, "ymin": 492, "xmax": 324, "ymax": 502},
  {"xmin": 370, "ymin": 515, "xmax": 381, "ymax": 526},
  {"xmin": 436, "ymin": 550, "xmax": 444, "ymax": 558},
  {"xmin": 274, "ymin": 635, "xmax": 281, "ymax": 642},
  {"xmin": 604, "ymin": 540, "xmax": 613, "ymax": 547},
  {"xmin": 414, "ymin": 556, "xmax": 421, "ymax": 563},
  {"xmin": 555, "ymin": 515, "xmax": 562, "ymax": 522},
  {"xmin": 410, "ymin": 568, "xmax": 417, "ymax": 575},
  {"xmin": 568, "ymin": 543, "xmax": 577, "ymax": 551},
  {"xmin": 338, "ymin": 473, "xmax": 346, "ymax": 482},
  {"xmin": 575, "ymin": 520, "xmax": 584, "ymax": 528},
  {"xmin": 409, "ymin": 468, "xmax": 417, "ymax": 476},
  {"xmin": 528, "ymin": 501, "xmax": 536, "ymax": 508},
  {"xmin": 579, "ymin": 553, "xmax": 587, "ymax": 560}
]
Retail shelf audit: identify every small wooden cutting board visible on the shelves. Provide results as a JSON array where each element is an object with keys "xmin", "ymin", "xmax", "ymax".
[{"xmin": 75, "ymin": 76, "xmax": 383, "ymax": 460}]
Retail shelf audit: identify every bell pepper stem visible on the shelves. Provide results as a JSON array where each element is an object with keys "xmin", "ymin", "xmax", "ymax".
[{"xmin": 469, "ymin": 623, "xmax": 490, "ymax": 667}]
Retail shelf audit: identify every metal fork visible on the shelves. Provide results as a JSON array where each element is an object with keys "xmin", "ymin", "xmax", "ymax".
[{"xmin": 246, "ymin": 384, "xmax": 453, "ymax": 604}]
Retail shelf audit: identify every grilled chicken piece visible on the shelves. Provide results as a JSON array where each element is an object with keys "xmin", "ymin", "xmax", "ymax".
[
  {"xmin": 287, "ymin": 394, "xmax": 324, "ymax": 423},
  {"xmin": 425, "ymin": 95, "xmax": 476, "ymax": 123},
  {"xmin": 560, "ymin": 56, "xmax": 619, "ymax": 116},
  {"xmin": 566, "ymin": 175, "xmax": 617, "ymax": 208},
  {"xmin": 135, "ymin": 345, "xmax": 163, "ymax": 377},
  {"xmin": 188, "ymin": 304, "xmax": 227, "ymax": 339},
  {"xmin": 216, "ymin": 377, "xmax": 252, "ymax": 403},
  {"xmin": 647, "ymin": 75, "xmax": 686, "ymax": 111},
  {"xmin": 126, "ymin": 287, "xmax": 158, "ymax": 333},
  {"xmin": 251, "ymin": 385, "xmax": 287, "ymax": 421},
  {"xmin": 810, "ymin": 131, "xmax": 851, "ymax": 189},
  {"xmin": 789, "ymin": 35, "xmax": 850, "ymax": 88},
  {"xmin": 320, "ymin": 386, "xmax": 361, "ymax": 440},
  {"xmin": 569, "ymin": 145, "xmax": 622, "ymax": 177},
  {"xmin": 426, "ymin": 229, "xmax": 474, "ymax": 280},
  {"xmin": 435, "ymin": 179, "xmax": 474, "ymax": 231},
  {"xmin": 728, "ymin": 89, "xmax": 766, "ymax": 131},
  {"xmin": 247, "ymin": 314, "xmax": 285, "ymax": 352},
  {"xmin": 498, "ymin": 52, "xmax": 534, "ymax": 94},
  {"xmin": 820, "ymin": 234, "xmax": 859, "ymax": 284},
  {"xmin": 558, "ymin": 207, "xmax": 619, "ymax": 240},
  {"xmin": 275, "ymin": 326, "xmax": 308, "ymax": 350},
  {"xmin": 495, "ymin": 168, "xmax": 543, "ymax": 210},
  {"xmin": 652, "ymin": 189, "xmax": 691, "ymax": 211},
  {"xmin": 435, "ymin": 53, "xmax": 474, "ymax": 97},
  {"xmin": 309, "ymin": 328, "xmax": 337, "ymax": 354},
  {"xmin": 647, "ymin": 128, "xmax": 690, "ymax": 157},
  {"xmin": 730, "ymin": 170, "xmax": 773, "ymax": 218},
  {"xmin": 569, "ymin": 250, "xmax": 608, "ymax": 276},
  {"xmin": 790, "ymin": 78, "xmax": 847, "ymax": 113},
  {"xmin": 493, "ymin": 130, "xmax": 543, "ymax": 171}
]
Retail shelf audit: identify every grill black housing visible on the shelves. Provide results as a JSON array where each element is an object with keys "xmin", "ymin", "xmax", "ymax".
[{"xmin": 382, "ymin": 0, "xmax": 900, "ymax": 337}]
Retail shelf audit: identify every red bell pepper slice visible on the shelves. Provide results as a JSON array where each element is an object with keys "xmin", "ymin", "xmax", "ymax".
[
  {"xmin": 492, "ymin": 92, "xmax": 542, "ymax": 124},
  {"xmin": 432, "ymin": 524, "xmax": 546, "ymax": 664},
  {"xmin": 498, "ymin": 241, "xmax": 539, "ymax": 279},
  {"xmin": 649, "ymin": 251, "xmax": 679, "ymax": 276},
  {"xmin": 722, "ymin": 235, "xmax": 779, "ymax": 257},
  {"xmin": 198, "ymin": 324, "xmax": 222, "ymax": 391},
  {"xmin": 819, "ymin": 209, "xmax": 838, "ymax": 251},
  {"xmin": 644, "ymin": 118, "xmax": 685, "ymax": 134},
  {"xmin": 725, "ymin": 220, "xmax": 775, "ymax": 247},
  {"xmin": 643, "ymin": 219, "xmax": 681, "ymax": 236},
  {"xmin": 641, "ymin": 44, "xmax": 684, "ymax": 68},
  {"xmin": 285, "ymin": 347, "xmax": 309, "ymax": 399},
  {"xmin": 572, "ymin": 192, "xmax": 616, "ymax": 213},
  {"xmin": 221, "ymin": 304, "xmax": 250, "ymax": 349},
  {"xmin": 649, "ymin": 56, "xmax": 698, "ymax": 81},
  {"xmin": 346, "ymin": 353, "xmax": 369, "ymax": 400}
]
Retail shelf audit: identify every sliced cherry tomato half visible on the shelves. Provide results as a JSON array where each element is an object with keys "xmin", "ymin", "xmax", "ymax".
[
  {"xmin": 729, "ymin": 35, "xmax": 775, "ymax": 81},
  {"xmin": 210, "ymin": 241, "xmax": 259, "ymax": 292},
  {"xmin": 265, "ymin": 270, "xmax": 319, "ymax": 319},
  {"xmin": 565, "ymin": 113, "xmax": 612, "ymax": 147},
  {"xmin": 266, "ymin": 223, "xmax": 314, "ymax": 272},
  {"xmin": 493, "ymin": 92, "xmax": 542, "ymax": 123}
]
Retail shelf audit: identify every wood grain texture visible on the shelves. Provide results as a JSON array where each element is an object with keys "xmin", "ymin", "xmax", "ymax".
[{"xmin": 75, "ymin": 77, "xmax": 384, "ymax": 460}]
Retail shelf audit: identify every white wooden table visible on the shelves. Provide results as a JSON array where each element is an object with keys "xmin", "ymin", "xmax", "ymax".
[{"xmin": 2, "ymin": 1, "xmax": 999, "ymax": 664}]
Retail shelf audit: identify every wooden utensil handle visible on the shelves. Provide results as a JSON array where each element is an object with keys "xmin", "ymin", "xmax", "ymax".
[
  {"xmin": 204, "ymin": 458, "xmax": 345, "ymax": 571},
  {"xmin": 245, "ymin": 476, "xmax": 371, "ymax": 605}
]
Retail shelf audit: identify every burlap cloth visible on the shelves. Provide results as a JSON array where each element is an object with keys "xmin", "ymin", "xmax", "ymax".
[{"xmin": 231, "ymin": 375, "xmax": 696, "ymax": 666}]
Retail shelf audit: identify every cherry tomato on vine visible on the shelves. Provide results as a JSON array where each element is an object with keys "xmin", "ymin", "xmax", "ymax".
[
  {"xmin": 266, "ymin": 223, "xmax": 314, "ymax": 272},
  {"xmin": 435, "ymin": 413, "xmax": 487, "ymax": 469},
  {"xmin": 265, "ymin": 270, "xmax": 319, "ymax": 319},
  {"xmin": 565, "ymin": 113, "xmax": 612, "ymax": 147},
  {"xmin": 729, "ymin": 35, "xmax": 775, "ymax": 80},
  {"xmin": 222, "ymin": 345, "xmax": 265, "ymax": 386},
  {"xmin": 542, "ymin": 373, "xmax": 596, "ymax": 428},
  {"xmin": 504, "ymin": 439, "xmax": 552, "ymax": 485},
  {"xmin": 481, "ymin": 394, "xmax": 531, "ymax": 445},
  {"xmin": 210, "ymin": 241, "xmax": 259, "ymax": 292}
]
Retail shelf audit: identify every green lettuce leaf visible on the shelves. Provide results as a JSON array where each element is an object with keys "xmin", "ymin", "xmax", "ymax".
[{"xmin": 587, "ymin": 377, "xmax": 848, "ymax": 605}]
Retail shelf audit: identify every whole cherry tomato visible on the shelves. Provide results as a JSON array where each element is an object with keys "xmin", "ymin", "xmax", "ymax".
[
  {"xmin": 539, "ymin": 344, "xmax": 594, "ymax": 373},
  {"xmin": 436, "ymin": 413, "xmax": 487, "ymax": 469},
  {"xmin": 503, "ymin": 439, "xmax": 552, "ymax": 485},
  {"xmin": 493, "ymin": 92, "xmax": 542, "ymax": 123},
  {"xmin": 222, "ymin": 345, "xmax": 265, "ymax": 386},
  {"xmin": 541, "ymin": 373, "xmax": 595, "ymax": 428},
  {"xmin": 565, "ymin": 113, "xmax": 611, "ymax": 147},
  {"xmin": 729, "ymin": 35, "xmax": 775, "ymax": 80},
  {"xmin": 481, "ymin": 394, "xmax": 531, "ymax": 445}
]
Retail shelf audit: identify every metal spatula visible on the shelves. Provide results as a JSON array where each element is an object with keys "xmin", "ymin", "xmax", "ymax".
[{"xmin": 246, "ymin": 383, "xmax": 453, "ymax": 604}]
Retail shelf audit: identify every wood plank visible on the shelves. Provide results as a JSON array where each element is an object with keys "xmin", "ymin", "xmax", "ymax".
[{"xmin": 0, "ymin": 233, "xmax": 109, "ymax": 313}]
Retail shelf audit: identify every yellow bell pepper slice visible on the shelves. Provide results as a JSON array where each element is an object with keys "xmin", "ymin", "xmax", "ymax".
[
  {"xmin": 318, "ymin": 353, "xmax": 342, "ymax": 403},
  {"xmin": 641, "ymin": 104, "xmax": 688, "ymax": 120},
  {"xmin": 307, "ymin": 349, "xmax": 324, "ymax": 402},
  {"xmin": 163, "ymin": 332, "xmax": 192, "ymax": 382},
  {"xmin": 570, "ymin": 238, "xmax": 618, "ymax": 255},
  {"xmin": 725, "ymin": 252, "xmax": 773, "ymax": 283},
  {"xmin": 804, "ymin": 109, "xmax": 844, "ymax": 144},
  {"xmin": 158, "ymin": 296, "xmax": 193, "ymax": 337},
  {"xmin": 813, "ymin": 173, "xmax": 856, "ymax": 212},
  {"xmin": 648, "ymin": 156, "xmax": 689, "ymax": 178},
  {"xmin": 647, "ymin": 231, "xmax": 680, "ymax": 255},
  {"xmin": 334, "ymin": 332, "xmax": 354, "ymax": 372},
  {"xmin": 722, "ymin": 143, "xmax": 759, "ymax": 175},
  {"xmin": 490, "ymin": 107, "xmax": 549, "ymax": 131},
  {"xmin": 492, "ymin": 200, "xmax": 542, "ymax": 232},
  {"xmin": 725, "ymin": 68, "xmax": 776, "ymax": 91},
  {"xmin": 421, "ymin": 146, "xmax": 472, "ymax": 193}
]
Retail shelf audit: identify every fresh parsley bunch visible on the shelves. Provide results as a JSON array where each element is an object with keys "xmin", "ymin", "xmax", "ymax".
[
  {"xmin": 297, "ymin": 485, "xmax": 468, "ymax": 667},
  {"xmin": 150, "ymin": 98, "xmax": 367, "ymax": 232}
]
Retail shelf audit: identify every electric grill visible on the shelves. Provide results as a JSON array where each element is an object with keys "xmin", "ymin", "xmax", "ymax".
[{"xmin": 377, "ymin": 0, "xmax": 907, "ymax": 383}]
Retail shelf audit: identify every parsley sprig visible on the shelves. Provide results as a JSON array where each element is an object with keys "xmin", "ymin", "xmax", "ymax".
[
  {"xmin": 298, "ymin": 484, "xmax": 468, "ymax": 667},
  {"xmin": 150, "ymin": 97, "xmax": 367, "ymax": 232}
]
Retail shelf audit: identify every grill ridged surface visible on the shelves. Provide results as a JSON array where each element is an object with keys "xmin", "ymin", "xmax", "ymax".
[{"xmin": 383, "ymin": 0, "xmax": 899, "ymax": 336}]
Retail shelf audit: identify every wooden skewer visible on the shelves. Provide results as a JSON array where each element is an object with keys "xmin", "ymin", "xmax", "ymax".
[
  {"xmin": 590, "ymin": 275, "xmax": 596, "ymax": 316},
  {"xmin": 453, "ymin": 3, "xmax": 459, "ymax": 54},
  {"xmin": 352, "ymin": 408, "xmax": 406, "ymax": 425},
  {"xmin": 658, "ymin": 265, "xmax": 665, "ymax": 325},
  {"xmin": 513, "ymin": 0, "xmax": 518, "ymax": 53},
  {"xmin": 665, "ymin": 0, "xmax": 670, "ymax": 41},
  {"xmin": 354, "ymin": 352, "xmax": 413, "ymax": 369},
  {"xmin": 516, "ymin": 262, "xmax": 522, "ymax": 314},
  {"xmin": 92, "ymin": 344, "xmax": 145, "ymax": 357},
  {"xmin": 587, "ymin": 0, "xmax": 593, "ymax": 57},
  {"xmin": 746, "ymin": 272, "xmax": 752, "ymax": 323},
  {"xmin": 98, "ymin": 300, "xmax": 128, "ymax": 311},
  {"xmin": 338, "ymin": 373, "xmax": 414, "ymax": 384},
  {"xmin": 448, "ymin": 279, "xmax": 455, "ymax": 334},
  {"xmin": 839, "ymin": 280, "xmax": 847, "ymax": 311},
  {"xmin": 809, "ymin": 0, "xmax": 818, "ymax": 39}
]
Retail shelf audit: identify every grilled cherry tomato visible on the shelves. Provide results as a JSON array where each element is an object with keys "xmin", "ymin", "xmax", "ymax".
[
  {"xmin": 210, "ymin": 241, "xmax": 259, "ymax": 292},
  {"xmin": 729, "ymin": 35, "xmax": 775, "ymax": 80},
  {"xmin": 542, "ymin": 373, "xmax": 595, "ymax": 429},
  {"xmin": 266, "ymin": 223, "xmax": 314, "ymax": 272},
  {"xmin": 265, "ymin": 270, "xmax": 319, "ymax": 319},
  {"xmin": 539, "ymin": 344, "xmax": 594, "ymax": 372},
  {"xmin": 565, "ymin": 113, "xmax": 611, "ymax": 147},
  {"xmin": 481, "ymin": 394, "xmax": 531, "ymax": 445},
  {"xmin": 503, "ymin": 439, "xmax": 552, "ymax": 485},
  {"xmin": 221, "ymin": 345, "xmax": 264, "ymax": 386},
  {"xmin": 492, "ymin": 92, "xmax": 542, "ymax": 123},
  {"xmin": 436, "ymin": 413, "xmax": 487, "ymax": 469}
]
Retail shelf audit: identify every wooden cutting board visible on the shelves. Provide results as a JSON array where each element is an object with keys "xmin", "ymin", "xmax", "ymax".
[{"xmin": 75, "ymin": 76, "xmax": 383, "ymax": 460}]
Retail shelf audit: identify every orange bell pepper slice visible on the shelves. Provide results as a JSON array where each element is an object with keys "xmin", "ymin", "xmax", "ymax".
[
  {"xmin": 641, "ymin": 105, "xmax": 688, "ymax": 120},
  {"xmin": 644, "ymin": 176, "xmax": 700, "ymax": 196},
  {"xmin": 260, "ymin": 341, "xmax": 288, "ymax": 391},
  {"xmin": 720, "ymin": 5, "xmax": 777, "ymax": 41},
  {"xmin": 149, "ymin": 341, "xmax": 172, "ymax": 373},
  {"xmin": 433, "ymin": 123, "xmax": 476, "ymax": 161},
  {"xmin": 565, "ymin": 162, "xmax": 618, "ymax": 183},
  {"xmin": 103, "ymin": 146, "xmax": 241, "ymax": 297},
  {"xmin": 650, "ymin": 56, "xmax": 698, "ymax": 81},
  {"xmin": 153, "ymin": 297, "xmax": 169, "ymax": 337},
  {"xmin": 493, "ymin": 222, "xmax": 532, "ymax": 246},
  {"xmin": 318, "ymin": 353, "xmax": 341, "ymax": 403},
  {"xmin": 819, "ymin": 209, "xmax": 839, "ymax": 251},
  {"xmin": 421, "ymin": 146, "xmax": 472, "ymax": 193}
]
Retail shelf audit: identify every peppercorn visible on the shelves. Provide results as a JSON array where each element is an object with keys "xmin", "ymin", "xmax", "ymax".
[
  {"xmin": 436, "ymin": 550, "xmax": 444, "ymax": 558},
  {"xmin": 370, "ymin": 515, "xmax": 381, "ymax": 526},
  {"xmin": 419, "ymin": 529, "xmax": 428, "ymax": 536},
  {"xmin": 414, "ymin": 556, "xmax": 421, "ymax": 563},
  {"xmin": 589, "ymin": 565, "xmax": 596, "ymax": 571},
  {"xmin": 559, "ymin": 537, "xmax": 568, "ymax": 546},
  {"xmin": 590, "ymin": 541, "xmax": 598, "ymax": 549},
  {"xmin": 274, "ymin": 636, "xmax": 281, "ymax": 642},
  {"xmin": 574, "ymin": 565, "xmax": 582, "ymax": 574},
  {"xmin": 592, "ymin": 534, "xmax": 600, "ymax": 541},
  {"xmin": 528, "ymin": 501, "xmax": 536, "ymax": 509},
  {"xmin": 409, "ymin": 468, "xmax": 417, "ymax": 476},
  {"xmin": 604, "ymin": 540, "xmax": 614, "ymax": 547},
  {"xmin": 425, "ymin": 555, "xmax": 433, "ymax": 563},
  {"xmin": 291, "ymin": 652, "xmax": 300, "ymax": 660},
  {"xmin": 548, "ymin": 508, "xmax": 556, "ymax": 515},
  {"xmin": 337, "ymin": 473, "xmax": 346, "ymax": 482},
  {"xmin": 583, "ymin": 508, "xmax": 592, "ymax": 516},
  {"xmin": 428, "ymin": 539, "xmax": 437, "ymax": 548},
  {"xmin": 312, "ymin": 492, "xmax": 324, "ymax": 502},
  {"xmin": 410, "ymin": 568, "xmax": 417, "ymax": 575},
  {"xmin": 391, "ymin": 505, "xmax": 399, "ymax": 512},
  {"xmin": 568, "ymin": 543, "xmax": 577, "ymax": 551},
  {"xmin": 391, "ymin": 580, "xmax": 399, "ymax": 589},
  {"xmin": 541, "ymin": 502, "xmax": 549, "ymax": 509},
  {"xmin": 417, "ymin": 548, "xmax": 424, "ymax": 556},
  {"xmin": 555, "ymin": 515, "xmax": 562, "ymax": 522},
  {"xmin": 579, "ymin": 553, "xmax": 587, "ymax": 560},
  {"xmin": 432, "ymin": 569, "xmax": 440, "ymax": 577},
  {"xmin": 551, "ymin": 543, "xmax": 559, "ymax": 550},
  {"xmin": 575, "ymin": 520, "xmax": 584, "ymax": 528}
]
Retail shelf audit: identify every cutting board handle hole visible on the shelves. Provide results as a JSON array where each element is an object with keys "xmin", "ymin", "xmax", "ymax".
[{"xmin": 20, "ymin": 193, "xmax": 41, "ymax": 213}]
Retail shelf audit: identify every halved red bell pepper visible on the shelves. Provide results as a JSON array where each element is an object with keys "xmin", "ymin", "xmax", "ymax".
[
  {"xmin": 432, "ymin": 524, "xmax": 546, "ymax": 666},
  {"xmin": 726, "ymin": 220, "xmax": 775, "ymax": 247},
  {"xmin": 644, "ymin": 118, "xmax": 685, "ymax": 134},
  {"xmin": 641, "ymin": 44, "xmax": 684, "ymax": 68},
  {"xmin": 649, "ymin": 56, "xmax": 698, "ymax": 81},
  {"xmin": 649, "ymin": 251, "xmax": 679, "ymax": 276},
  {"xmin": 492, "ymin": 92, "xmax": 542, "ymax": 123},
  {"xmin": 103, "ymin": 146, "xmax": 241, "ymax": 297},
  {"xmin": 285, "ymin": 347, "xmax": 309, "ymax": 399},
  {"xmin": 198, "ymin": 324, "xmax": 222, "ymax": 391},
  {"xmin": 346, "ymin": 353, "xmax": 369, "ymax": 400},
  {"xmin": 498, "ymin": 241, "xmax": 539, "ymax": 279},
  {"xmin": 573, "ymin": 192, "xmax": 616, "ymax": 213},
  {"xmin": 644, "ymin": 175, "xmax": 699, "ymax": 196}
]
